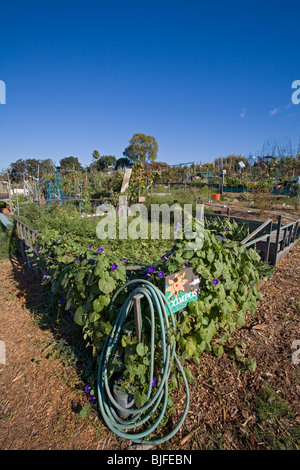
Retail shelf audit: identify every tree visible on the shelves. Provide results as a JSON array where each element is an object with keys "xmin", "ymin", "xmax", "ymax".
[
  {"xmin": 24, "ymin": 158, "xmax": 40, "ymax": 177},
  {"xmin": 9, "ymin": 159, "xmax": 26, "ymax": 183},
  {"xmin": 115, "ymin": 157, "xmax": 133, "ymax": 169},
  {"xmin": 39, "ymin": 159, "xmax": 55, "ymax": 175},
  {"xmin": 59, "ymin": 156, "xmax": 82, "ymax": 172},
  {"xmin": 92, "ymin": 150, "xmax": 100, "ymax": 161},
  {"xmin": 97, "ymin": 155, "xmax": 117, "ymax": 171},
  {"xmin": 123, "ymin": 133, "xmax": 158, "ymax": 163}
]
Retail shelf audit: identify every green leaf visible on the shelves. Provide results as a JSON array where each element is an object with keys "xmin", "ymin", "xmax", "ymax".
[
  {"xmin": 136, "ymin": 343, "xmax": 148, "ymax": 356},
  {"xmin": 207, "ymin": 249, "xmax": 215, "ymax": 263},
  {"xmin": 171, "ymin": 373, "xmax": 179, "ymax": 389},
  {"xmin": 185, "ymin": 336, "xmax": 197, "ymax": 356},
  {"xmin": 99, "ymin": 295, "xmax": 111, "ymax": 307},
  {"xmin": 74, "ymin": 306, "xmax": 85, "ymax": 326},
  {"xmin": 213, "ymin": 344, "xmax": 224, "ymax": 358},
  {"xmin": 134, "ymin": 390, "xmax": 147, "ymax": 408},
  {"xmin": 93, "ymin": 298, "xmax": 103, "ymax": 312},
  {"xmin": 220, "ymin": 332, "xmax": 230, "ymax": 345},
  {"xmin": 247, "ymin": 358, "xmax": 257, "ymax": 372},
  {"xmin": 183, "ymin": 367, "xmax": 195, "ymax": 383},
  {"xmin": 76, "ymin": 271, "xmax": 85, "ymax": 283},
  {"xmin": 110, "ymin": 263, "xmax": 126, "ymax": 280},
  {"xmin": 199, "ymin": 320, "xmax": 216, "ymax": 344},
  {"xmin": 89, "ymin": 311, "xmax": 101, "ymax": 323},
  {"xmin": 182, "ymin": 250, "xmax": 194, "ymax": 259},
  {"xmin": 257, "ymin": 291, "xmax": 263, "ymax": 301},
  {"xmin": 94, "ymin": 258, "xmax": 109, "ymax": 276},
  {"xmin": 195, "ymin": 341, "xmax": 206, "ymax": 355},
  {"xmin": 62, "ymin": 254, "xmax": 74, "ymax": 264},
  {"xmin": 234, "ymin": 345, "xmax": 243, "ymax": 358},
  {"xmin": 178, "ymin": 337, "xmax": 186, "ymax": 352},
  {"xmin": 79, "ymin": 404, "xmax": 90, "ymax": 418},
  {"xmin": 218, "ymin": 284, "xmax": 226, "ymax": 301},
  {"xmin": 98, "ymin": 275, "xmax": 116, "ymax": 294}
]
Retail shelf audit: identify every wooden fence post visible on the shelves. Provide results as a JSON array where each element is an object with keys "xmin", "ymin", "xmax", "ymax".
[{"xmin": 273, "ymin": 215, "xmax": 282, "ymax": 266}]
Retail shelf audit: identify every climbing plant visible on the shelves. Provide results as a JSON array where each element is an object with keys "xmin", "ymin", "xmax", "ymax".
[{"xmin": 28, "ymin": 218, "xmax": 273, "ymax": 393}]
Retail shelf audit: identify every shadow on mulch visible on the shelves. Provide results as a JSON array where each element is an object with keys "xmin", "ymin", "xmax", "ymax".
[{"xmin": 8, "ymin": 253, "xmax": 97, "ymax": 388}]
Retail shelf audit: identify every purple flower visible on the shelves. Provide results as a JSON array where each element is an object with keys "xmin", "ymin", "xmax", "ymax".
[
  {"xmin": 116, "ymin": 354, "xmax": 122, "ymax": 360},
  {"xmin": 34, "ymin": 233, "xmax": 38, "ymax": 238},
  {"xmin": 60, "ymin": 297, "xmax": 65, "ymax": 304},
  {"xmin": 161, "ymin": 254, "xmax": 169, "ymax": 260},
  {"xmin": 74, "ymin": 257, "xmax": 79, "ymax": 263},
  {"xmin": 213, "ymin": 279, "xmax": 219, "ymax": 285},
  {"xmin": 90, "ymin": 395, "xmax": 96, "ymax": 404},
  {"xmin": 225, "ymin": 227, "xmax": 229, "ymax": 232},
  {"xmin": 152, "ymin": 378, "xmax": 157, "ymax": 387},
  {"xmin": 88, "ymin": 244, "xmax": 93, "ymax": 249},
  {"xmin": 111, "ymin": 263, "xmax": 118, "ymax": 270},
  {"xmin": 36, "ymin": 249, "xmax": 40, "ymax": 255},
  {"xmin": 146, "ymin": 265, "xmax": 156, "ymax": 277},
  {"xmin": 84, "ymin": 385, "xmax": 91, "ymax": 393},
  {"xmin": 98, "ymin": 247, "xmax": 104, "ymax": 253},
  {"xmin": 184, "ymin": 260, "xmax": 189, "ymax": 267},
  {"xmin": 158, "ymin": 271, "xmax": 165, "ymax": 278},
  {"xmin": 122, "ymin": 257, "xmax": 127, "ymax": 262},
  {"xmin": 43, "ymin": 274, "xmax": 47, "ymax": 280},
  {"xmin": 56, "ymin": 239, "xmax": 60, "ymax": 243},
  {"xmin": 45, "ymin": 255, "xmax": 49, "ymax": 259}
]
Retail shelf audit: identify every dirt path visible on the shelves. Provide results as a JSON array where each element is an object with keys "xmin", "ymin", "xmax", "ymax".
[
  {"xmin": 0, "ymin": 259, "xmax": 119, "ymax": 450},
  {"xmin": 0, "ymin": 245, "xmax": 299, "ymax": 450}
]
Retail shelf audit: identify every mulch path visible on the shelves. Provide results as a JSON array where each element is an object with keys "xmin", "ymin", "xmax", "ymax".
[{"xmin": 0, "ymin": 243, "xmax": 299, "ymax": 450}]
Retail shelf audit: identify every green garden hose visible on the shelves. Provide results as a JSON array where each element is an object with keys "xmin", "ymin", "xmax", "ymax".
[{"xmin": 97, "ymin": 279, "xmax": 190, "ymax": 445}]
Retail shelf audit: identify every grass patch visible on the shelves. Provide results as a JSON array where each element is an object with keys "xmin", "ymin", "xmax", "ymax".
[{"xmin": 237, "ymin": 383, "xmax": 300, "ymax": 450}]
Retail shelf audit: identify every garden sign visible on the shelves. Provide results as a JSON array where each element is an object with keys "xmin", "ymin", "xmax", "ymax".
[{"xmin": 164, "ymin": 267, "xmax": 201, "ymax": 314}]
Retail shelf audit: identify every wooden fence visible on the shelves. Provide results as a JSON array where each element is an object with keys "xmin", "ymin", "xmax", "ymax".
[
  {"xmin": 14, "ymin": 218, "xmax": 37, "ymax": 269},
  {"xmin": 241, "ymin": 215, "xmax": 300, "ymax": 265}
]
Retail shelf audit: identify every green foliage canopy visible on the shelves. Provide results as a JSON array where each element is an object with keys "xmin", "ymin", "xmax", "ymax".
[
  {"xmin": 123, "ymin": 133, "xmax": 158, "ymax": 163},
  {"xmin": 59, "ymin": 156, "xmax": 82, "ymax": 172}
]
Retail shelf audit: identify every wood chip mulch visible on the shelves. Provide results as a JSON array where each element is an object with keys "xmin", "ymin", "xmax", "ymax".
[{"xmin": 0, "ymin": 244, "xmax": 299, "ymax": 450}]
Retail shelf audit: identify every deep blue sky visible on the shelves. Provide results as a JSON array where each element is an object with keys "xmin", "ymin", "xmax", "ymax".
[{"xmin": 0, "ymin": 0, "xmax": 300, "ymax": 170}]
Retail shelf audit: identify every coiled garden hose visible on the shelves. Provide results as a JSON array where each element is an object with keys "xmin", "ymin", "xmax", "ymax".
[{"xmin": 97, "ymin": 279, "xmax": 190, "ymax": 445}]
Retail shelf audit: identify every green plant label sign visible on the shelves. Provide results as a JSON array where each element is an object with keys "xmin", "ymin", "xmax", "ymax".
[{"xmin": 164, "ymin": 267, "xmax": 201, "ymax": 314}]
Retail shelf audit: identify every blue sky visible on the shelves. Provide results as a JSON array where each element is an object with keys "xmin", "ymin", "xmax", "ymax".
[{"xmin": 0, "ymin": 0, "xmax": 300, "ymax": 170}]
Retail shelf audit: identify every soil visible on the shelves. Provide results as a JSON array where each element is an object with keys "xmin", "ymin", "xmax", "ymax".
[{"xmin": 0, "ymin": 243, "xmax": 299, "ymax": 451}]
